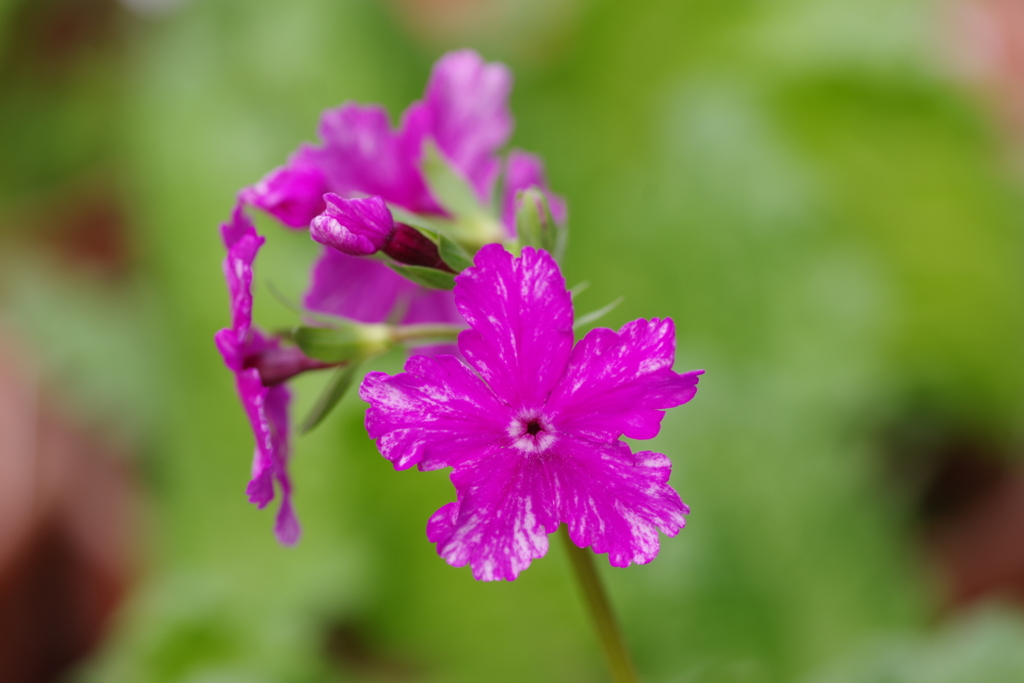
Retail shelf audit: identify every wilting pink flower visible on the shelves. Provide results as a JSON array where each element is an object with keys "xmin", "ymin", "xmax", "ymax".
[
  {"xmin": 360, "ymin": 245, "xmax": 702, "ymax": 580},
  {"xmin": 214, "ymin": 203, "xmax": 308, "ymax": 545}
]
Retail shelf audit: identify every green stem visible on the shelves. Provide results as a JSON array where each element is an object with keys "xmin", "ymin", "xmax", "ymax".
[
  {"xmin": 391, "ymin": 323, "xmax": 465, "ymax": 343},
  {"xmin": 560, "ymin": 527, "xmax": 640, "ymax": 683}
]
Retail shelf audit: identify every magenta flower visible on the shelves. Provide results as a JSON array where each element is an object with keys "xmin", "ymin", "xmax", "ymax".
[
  {"xmin": 303, "ymin": 247, "xmax": 460, "ymax": 326},
  {"xmin": 245, "ymin": 50, "xmax": 515, "ymax": 227},
  {"xmin": 360, "ymin": 245, "xmax": 702, "ymax": 580},
  {"xmin": 214, "ymin": 203, "xmax": 312, "ymax": 545},
  {"xmin": 243, "ymin": 50, "xmax": 566, "ymax": 329}
]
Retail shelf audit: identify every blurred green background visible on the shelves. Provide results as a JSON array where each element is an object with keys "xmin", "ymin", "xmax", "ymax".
[{"xmin": 3, "ymin": 0, "xmax": 1024, "ymax": 681}]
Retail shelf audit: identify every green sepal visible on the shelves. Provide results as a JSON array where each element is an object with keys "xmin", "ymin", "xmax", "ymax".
[
  {"xmin": 419, "ymin": 142, "xmax": 507, "ymax": 249},
  {"xmin": 299, "ymin": 362, "xmax": 361, "ymax": 435},
  {"xmin": 573, "ymin": 296, "xmax": 624, "ymax": 331},
  {"xmin": 387, "ymin": 205, "xmax": 445, "ymax": 240},
  {"xmin": 388, "ymin": 263, "xmax": 456, "ymax": 290},
  {"xmin": 438, "ymin": 234, "xmax": 473, "ymax": 272},
  {"xmin": 294, "ymin": 323, "xmax": 391, "ymax": 363},
  {"xmin": 515, "ymin": 188, "xmax": 565, "ymax": 258}
]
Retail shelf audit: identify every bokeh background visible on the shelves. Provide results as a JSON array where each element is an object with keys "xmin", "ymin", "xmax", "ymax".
[{"xmin": 3, "ymin": 0, "xmax": 1024, "ymax": 681}]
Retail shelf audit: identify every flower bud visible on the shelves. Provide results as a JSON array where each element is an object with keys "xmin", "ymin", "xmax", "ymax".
[
  {"xmin": 311, "ymin": 194, "xmax": 395, "ymax": 255},
  {"xmin": 383, "ymin": 223, "xmax": 452, "ymax": 271},
  {"xmin": 514, "ymin": 187, "xmax": 564, "ymax": 258},
  {"xmin": 244, "ymin": 345, "xmax": 334, "ymax": 386}
]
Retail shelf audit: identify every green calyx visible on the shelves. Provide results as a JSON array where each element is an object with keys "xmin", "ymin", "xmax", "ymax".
[
  {"xmin": 514, "ymin": 188, "xmax": 565, "ymax": 261},
  {"xmin": 293, "ymin": 321, "xmax": 464, "ymax": 365}
]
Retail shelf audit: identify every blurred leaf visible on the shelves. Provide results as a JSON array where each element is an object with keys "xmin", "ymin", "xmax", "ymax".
[
  {"xmin": 569, "ymin": 280, "xmax": 590, "ymax": 300},
  {"xmin": 300, "ymin": 362, "xmax": 360, "ymax": 434},
  {"xmin": 420, "ymin": 140, "xmax": 482, "ymax": 218},
  {"xmin": 387, "ymin": 263, "xmax": 456, "ymax": 290},
  {"xmin": 573, "ymin": 296, "xmax": 623, "ymax": 330},
  {"xmin": 438, "ymin": 234, "xmax": 473, "ymax": 272}
]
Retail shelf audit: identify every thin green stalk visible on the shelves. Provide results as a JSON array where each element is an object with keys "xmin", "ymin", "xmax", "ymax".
[
  {"xmin": 560, "ymin": 527, "xmax": 640, "ymax": 683},
  {"xmin": 391, "ymin": 323, "xmax": 464, "ymax": 343}
]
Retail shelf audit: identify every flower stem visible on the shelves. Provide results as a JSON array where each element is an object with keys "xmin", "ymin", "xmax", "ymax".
[
  {"xmin": 391, "ymin": 323, "xmax": 464, "ymax": 343},
  {"xmin": 559, "ymin": 527, "xmax": 640, "ymax": 683}
]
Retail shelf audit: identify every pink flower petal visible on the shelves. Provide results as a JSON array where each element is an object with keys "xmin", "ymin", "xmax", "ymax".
[
  {"xmin": 361, "ymin": 354, "xmax": 508, "ymax": 471},
  {"xmin": 426, "ymin": 446, "xmax": 559, "ymax": 581},
  {"xmin": 420, "ymin": 49, "xmax": 513, "ymax": 203},
  {"xmin": 547, "ymin": 318, "xmax": 702, "ymax": 441},
  {"xmin": 556, "ymin": 439, "xmax": 687, "ymax": 567},
  {"xmin": 303, "ymin": 247, "xmax": 418, "ymax": 323},
  {"xmin": 215, "ymin": 204, "xmax": 302, "ymax": 544},
  {"xmin": 454, "ymin": 245, "xmax": 573, "ymax": 411},
  {"xmin": 241, "ymin": 145, "xmax": 327, "ymax": 228},
  {"xmin": 315, "ymin": 103, "xmax": 439, "ymax": 214}
]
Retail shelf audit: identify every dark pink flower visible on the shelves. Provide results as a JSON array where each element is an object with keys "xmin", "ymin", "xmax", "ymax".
[
  {"xmin": 298, "ymin": 49, "xmax": 514, "ymax": 219},
  {"xmin": 214, "ymin": 203, "xmax": 311, "ymax": 545},
  {"xmin": 243, "ymin": 51, "xmax": 564, "ymax": 331},
  {"xmin": 280, "ymin": 50, "xmax": 515, "ymax": 322},
  {"xmin": 360, "ymin": 245, "xmax": 702, "ymax": 580}
]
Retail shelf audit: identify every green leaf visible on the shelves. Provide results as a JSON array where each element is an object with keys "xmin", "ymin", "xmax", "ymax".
[
  {"xmin": 300, "ymin": 362, "xmax": 361, "ymax": 435},
  {"xmin": 388, "ymin": 264, "xmax": 456, "ymax": 290},
  {"xmin": 438, "ymin": 234, "xmax": 473, "ymax": 272},
  {"xmin": 573, "ymin": 296, "xmax": 624, "ymax": 331},
  {"xmin": 387, "ymin": 205, "xmax": 445, "ymax": 239},
  {"xmin": 420, "ymin": 140, "xmax": 482, "ymax": 217}
]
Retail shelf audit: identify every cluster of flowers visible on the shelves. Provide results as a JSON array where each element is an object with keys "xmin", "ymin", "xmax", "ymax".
[{"xmin": 216, "ymin": 50, "xmax": 702, "ymax": 580}]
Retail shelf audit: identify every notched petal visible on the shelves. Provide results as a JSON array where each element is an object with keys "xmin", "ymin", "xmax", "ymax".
[
  {"xmin": 556, "ymin": 440, "xmax": 688, "ymax": 568},
  {"xmin": 360, "ymin": 355, "xmax": 508, "ymax": 471},
  {"xmin": 548, "ymin": 317, "xmax": 703, "ymax": 442}
]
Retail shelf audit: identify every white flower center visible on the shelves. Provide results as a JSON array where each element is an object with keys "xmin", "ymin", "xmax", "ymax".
[{"xmin": 507, "ymin": 412, "xmax": 556, "ymax": 453}]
